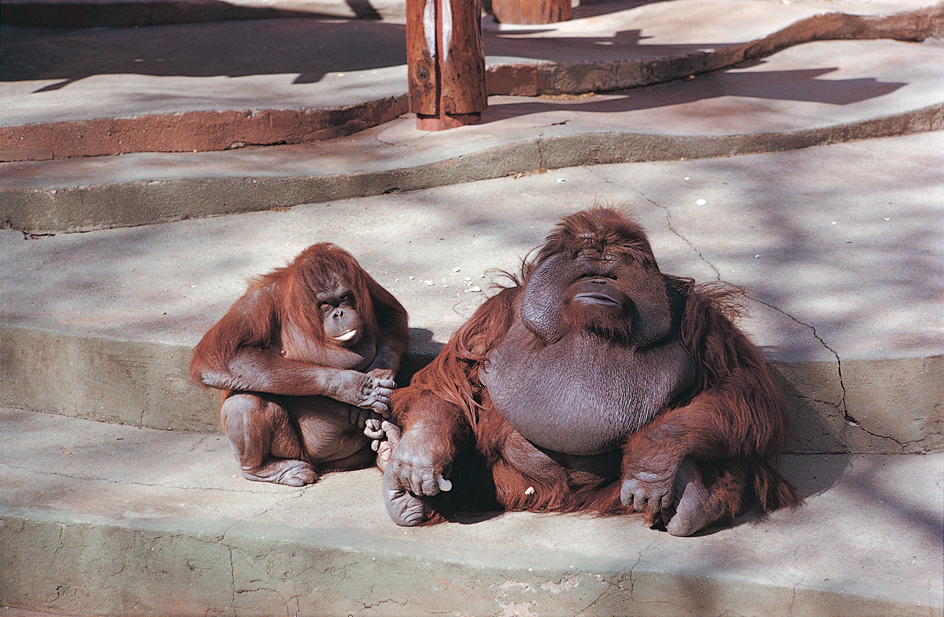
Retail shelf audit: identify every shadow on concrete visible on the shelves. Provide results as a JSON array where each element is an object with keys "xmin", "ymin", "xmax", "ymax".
[
  {"xmin": 0, "ymin": 0, "xmax": 664, "ymax": 28},
  {"xmin": 843, "ymin": 455, "xmax": 944, "ymax": 548},
  {"xmin": 0, "ymin": 21, "xmax": 732, "ymax": 92},
  {"xmin": 485, "ymin": 26, "xmax": 709, "ymax": 63},
  {"xmin": 0, "ymin": 18, "xmax": 408, "ymax": 89},
  {"xmin": 399, "ymin": 327, "xmax": 442, "ymax": 381},
  {"xmin": 694, "ymin": 155, "xmax": 942, "ymax": 359},
  {"xmin": 778, "ymin": 454, "xmax": 850, "ymax": 501},
  {"xmin": 486, "ymin": 65, "xmax": 906, "ymax": 121},
  {"xmin": 0, "ymin": 0, "xmax": 384, "ymax": 27}
]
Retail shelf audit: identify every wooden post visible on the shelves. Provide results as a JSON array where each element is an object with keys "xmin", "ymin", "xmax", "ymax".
[
  {"xmin": 492, "ymin": 0, "xmax": 571, "ymax": 25},
  {"xmin": 406, "ymin": 0, "xmax": 487, "ymax": 130}
]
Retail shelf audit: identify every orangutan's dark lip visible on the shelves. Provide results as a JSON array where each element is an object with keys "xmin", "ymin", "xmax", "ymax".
[{"xmin": 574, "ymin": 292, "xmax": 621, "ymax": 306}]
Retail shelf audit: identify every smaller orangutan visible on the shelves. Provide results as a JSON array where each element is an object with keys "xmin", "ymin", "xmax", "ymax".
[{"xmin": 191, "ymin": 243, "xmax": 408, "ymax": 486}]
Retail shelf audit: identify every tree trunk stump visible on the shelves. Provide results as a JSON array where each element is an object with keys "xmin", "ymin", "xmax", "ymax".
[
  {"xmin": 406, "ymin": 0, "xmax": 487, "ymax": 130},
  {"xmin": 492, "ymin": 0, "xmax": 571, "ymax": 25}
]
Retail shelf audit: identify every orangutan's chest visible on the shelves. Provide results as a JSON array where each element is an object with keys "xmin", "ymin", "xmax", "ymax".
[{"xmin": 480, "ymin": 324, "xmax": 693, "ymax": 456}]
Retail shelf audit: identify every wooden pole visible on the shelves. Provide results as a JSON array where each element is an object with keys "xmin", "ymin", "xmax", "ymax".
[
  {"xmin": 492, "ymin": 0, "xmax": 571, "ymax": 25},
  {"xmin": 406, "ymin": 0, "xmax": 487, "ymax": 130}
]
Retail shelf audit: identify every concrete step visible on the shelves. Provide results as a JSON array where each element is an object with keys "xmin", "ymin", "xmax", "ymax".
[
  {"xmin": 0, "ymin": 0, "xmax": 942, "ymax": 614},
  {"xmin": 2, "ymin": 35, "xmax": 942, "ymax": 233},
  {"xmin": 1, "ymin": 408, "xmax": 941, "ymax": 616},
  {"xmin": 1, "ymin": 0, "xmax": 942, "ymax": 165},
  {"xmin": 3, "ymin": 136, "xmax": 941, "ymax": 617},
  {"xmin": 2, "ymin": 132, "xmax": 942, "ymax": 452}
]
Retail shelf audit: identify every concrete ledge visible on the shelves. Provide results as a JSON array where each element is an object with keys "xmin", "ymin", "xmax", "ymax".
[
  {"xmin": 0, "ymin": 318, "xmax": 434, "ymax": 435},
  {"xmin": 3, "ymin": 22, "xmax": 943, "ymax": 231},
  {"xmin": 0, "ymin": 95, "xmax": 411, "ymax": 162},
  {"xmin": 0, "ymin": 319, "xmax": 220, "ymax": 434},
  {"xmin": 487, "ymin": 4, "xmax": 944, "ymax": 96},
  {"xmin": 1, "ymin": 1, "xmax": 942, "ymax": 162},
  {"xmin": 2, "ymin": 134, "xmax": 942, "ymax": 455},
  {"xmin": 2, "ymin": 104, "xmax": 942, "ymax": 234},
  {"xmin": 3, "ymin": 320, "xmax": 941, "ymax": 453},
  {"xmin": 1, "ymin": 409, "xmax": 941, "ymax": 616}
]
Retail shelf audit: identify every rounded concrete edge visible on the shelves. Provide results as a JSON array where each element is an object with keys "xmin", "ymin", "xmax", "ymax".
[
  {"xmin": 2, "ymin": 105, "xmax": 942, "ymax": 234},
  {"xmin": 0, "ymin": 507, "xmax": 938, "ymax": 617},
  {"xmin": 2, "ymin": 320, "xmax": 940, "ymax": 453}
]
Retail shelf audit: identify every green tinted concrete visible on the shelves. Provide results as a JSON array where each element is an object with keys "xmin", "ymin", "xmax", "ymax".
[{"xmin": 1, "ymin": 409, "xmax": 941, "ymax": 616}]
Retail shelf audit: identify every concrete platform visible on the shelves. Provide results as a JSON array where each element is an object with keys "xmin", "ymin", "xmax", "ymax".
[
  {"xmin": 1, "ymin": 408, "xmax": 942, "ymax": 616},
  {"xmin": 2, "ymin": 132, "xmax": 942, "ymax": 449},
  {"xmin": 1, "ymin": 0, "xmax": 942, "ymax": 163},
  {"xmin": 0, "ymin": 0, "xmax": 942, "ymax": 614},
  {"xmin": 2, "ymin": 0, "xmax": 944, "ymax": 232}
]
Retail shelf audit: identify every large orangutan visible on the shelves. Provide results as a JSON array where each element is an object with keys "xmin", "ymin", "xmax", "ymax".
[
  {"xmin": 383, "ymin": 207, "xmax": 801, "ymax": 536},
  {"xmin": 191, "ymin": 243, "xmax": 408, "ymax": 486}
]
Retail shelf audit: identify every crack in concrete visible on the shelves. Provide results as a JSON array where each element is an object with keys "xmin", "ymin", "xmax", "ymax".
[
  {"xmin": 212, "ymin": 517, "xmax": 249, "ymax": 617},
  {"xmin": 748, "ymin": 295, "xmax": 849, "ymax": 408},
  {"xmin": 566, "ymin": 574, "xmax": 606, "ymax": 616},
  {"xmin": 640, "ymin": 191, "xmax": 918, "ymax": 450},
  {"xmin": 535, "ymin": 137, "xmax": 549, "ymax": 170},
  {"xmin": 285, "ymin": 575, "xmax": 305, "ymax": 617},
  {"xmin": 854, "ymin": 424, "xmax": 910, "ymax": 449},
  {"xmin": 788, "ymin": 392, "xmax": 842, "ymax": 411},
  {"xmin": 787, "ymin": 572, "xmax": 804, "ymax": 616},
  {"xmin": 573, "ymin": 546, "xmax": 650, "ymax": 615},
  {"xmin": 224, "ymin": 540, "xmax": 237, "ymax": 617},
  {"xmin": 638, "ymin": 191, "xmax": 722, "ymax": 281},
  {"xmin": 625, "ymin": 546, "xmax": 647, "ymax": 603},
  {"xmin": 360, "ymin": 597, "xmax": 410, "ymax": 613},
  {"xmin": 747, "ymin": 298, "xmax": 910, "ymax": 449},
  {"xmin": 52, "ymin": 521, "xmax": 65, "ymax": 563}
]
